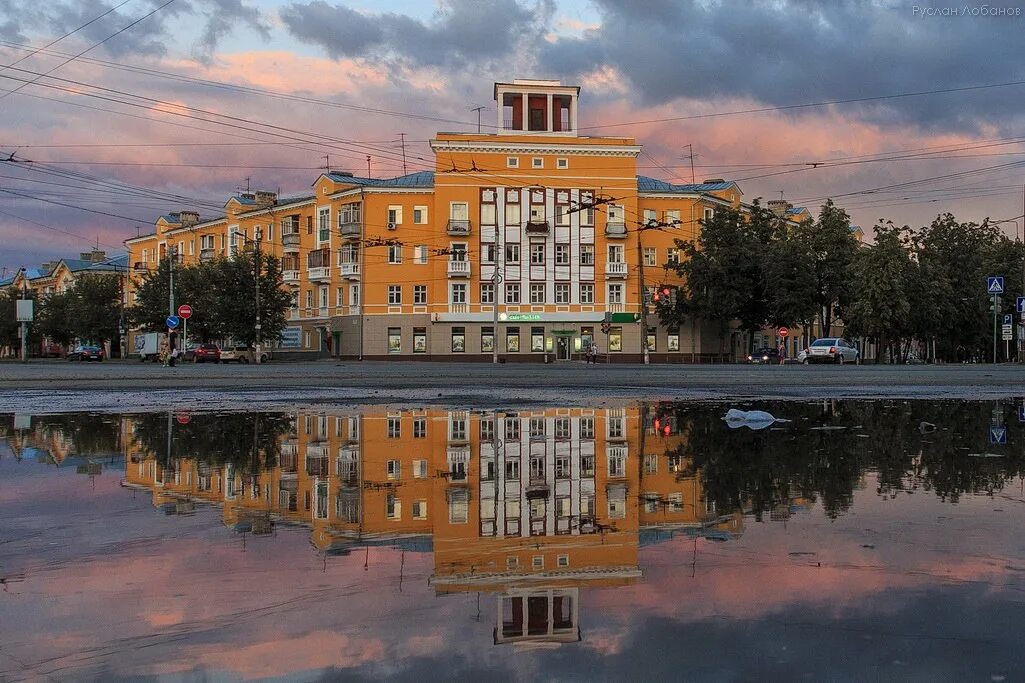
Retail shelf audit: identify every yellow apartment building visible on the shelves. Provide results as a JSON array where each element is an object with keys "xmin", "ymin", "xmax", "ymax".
[{"xmin": 123, "ymin": 79, "xmax": 770, "ymax": 361}]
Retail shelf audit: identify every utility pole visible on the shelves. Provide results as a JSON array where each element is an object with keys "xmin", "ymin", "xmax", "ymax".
[
  {"xmin": 18, "ymin": 269, "xmax": 28, "ymax": 363},
  {"xmin": 637, "ymin": 224, "xmax": 650, "ymax": 364},
  {"xmin": 492, "ymin": 219, "xmax": 502, "ymax": 363},
  {"xmin": 471, "ymin": 106, "xmax": 484, "ymax": 134},
  {"xmin": 366, "ymin": 155, "xmax": 371, "ymax": 179},
  {"xmin": 684, "ymin": 143, "xmax": 696, "ymax": 184},
  {"xmin": 397, "ymin": 133, "xmax": 407, "ymax": 175},
  {"xmin": 168, "ymin": 246, "xmax": 175, "ymax": 318},
  {"xmin": 254, "ymin": 226, "xmax": 262, "ymax": 364}
]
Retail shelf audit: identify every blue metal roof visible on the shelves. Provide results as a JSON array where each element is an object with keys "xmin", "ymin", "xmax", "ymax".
[
  {"xmin": 0, "ymin": 277, "xmax": 13, "ymax": 287},
  {"xmin": 636, "ymin": 175, "xmax": 736, "ymax": 193},
  {"xmin": 785, "ymin": 206, "xmax": 809, "ymax": 215},
  {"xmin": 157, "ymin": 214, "xmax": 181, "ymax": 224},
  {"xmin": 326, "ymin": 170, "xmax": 435, "ymax": 188}
]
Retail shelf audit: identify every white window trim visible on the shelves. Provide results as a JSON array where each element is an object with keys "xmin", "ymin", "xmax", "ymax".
[
  {"xmin": 556, "ymin": 158, "xmax": 568, "ymax": 169},
  {"xmin": 531, "ymin": 157, "xmax": 543, "ymax": 169},
  {"xmin": 413, "ymin": 206, "xmax": 428, "ymax": 224},
  {"xmin": 506, "ymin": 156, "xmax": 519, "ymax": 168}
]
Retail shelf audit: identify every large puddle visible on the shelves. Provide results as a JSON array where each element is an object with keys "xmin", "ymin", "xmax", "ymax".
[{"xmin": 2, "ymin": 399, "xmax": 1025, "ymax": 681}]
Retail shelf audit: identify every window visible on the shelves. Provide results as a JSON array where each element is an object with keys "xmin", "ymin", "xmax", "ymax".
[
  {"xmin": 507, "ymin": 156, "xmax": 519, "ymax": 168},
  {"xmin": 201, "ymin": 234, "xmax": 214, "ymax": 250},
  {"xmin": 506, "ymin": 327, "xmax": 520, "ymax": 352},
  {"xmin": 317, "ymin": 208, "xmax": 330, "ymax": 242},
  {"xmin": 413, "ymin": 327, "xmax": 427, "ymax": 353},
  {"xmin": 480, "ymin": 419, "xmax": 495, "ymax": 442},
  {"xmin": 505, "ymin": 243, "xmax": 520, "ymax": 264},
  {"xmin": 608, "ymin": 244, "xmax": 624, "ymax": 263},
  {"xmin": 669, "ymin": 492, "xmax": 684, "ymax": 513},
  {"xmin": 556, "ymin": 158, "xmax": 568, "ymax": 169},
  {"xmin": 645, "ymin": 454, "xmax": 658, "ymax": 474},
  {"xmin": 703, "ymin": 208, "xmax": 715, "ymax": 222},
  {"xmin": 413, "ymin": 285, "xmax": 427, "ymax": 305},
  {"xmin": 555, "ymin": 283, "xmax": 570, "ymax": 304},
  {"xmin": 609, "ymin": 326, "xmax": 623, "ymax": 352},
  {"xmin": 412, "ymin": 500, "xmax": 427, "ymax": 520},
  {"xmin": 530, "ymin": 417, "xmax": 545, "ymax": 438},
  {"xmin": 530, "ymin": 283, "xmax": 545, "ymax": 304},
  {"xmin": 555, "ymin": 244, "xmax": 570, "ymax": 265},
  {"xmin": 451, "ymin": 327, "xmax": 465, "ymax": 353},
  {"xmin": 388, "ymin": 244, "xmax": 402, "ymax": 264},
  {"xmin": 306, "ymin": 215, "xmax": 313, "ymax": 235},
  {"xmin": 387, "ymin": 459, "xmax": 400, "ymax": 479},
  {"xmin": 505, "ymin": 283, "xmax": 521, "ymax": 304},
  {"xmin": 580, "ymin": 454, "xmax": 595, "ymax": 477},
  {"xmin": 580, "ymin": 417, "xmax": 595, "ymax": 439},
  {"xmin": 608, "ymin": 283, "xmax": 624, "ymax": 304},
  {"xmin": 607, "ymin": 204, "xmax": 623, "ymax": 223},
  {"xmin": 350, "ymin": 285, "xmax": 360, "ymax": 306},
  {"xmin": 643, "ymin": 247, "xmax": 657, "ymax": 266},
  {"xmin": 450, "ymin": 416, "xmax": 468, "ymax": 442},
  {"xmin": 413, "ymin": 458, "xmax": 427, "ymax": 477},
  {"xmin": 387, "ymin": 205, "xmax": 402, "ymax": 225},
  {"xmin": 305, "ymin": 290, "xmax": 313, "ymax": 308},
  {"xmin": 449, "ymin": 490, "xmax": 468, "ymax": 523},
  {"xmin": 531, "ymin": 157, "xmax": 543, "ymax": 168},
  {"xmin": 505, "ymin": 419, "xmax": 520, "ymax": 440},
  {"xmin": 482, "ymin": 243, "xmax": 497, "ymax": 264},
  {"xmin": 413, "ymin": 418, "xmax": 427, "ymax": 439},
  {"xmin": 450, "ymin": 283, "xmax": 467, "ymax": 304},
  {"xmin": 505, "ymin": 201, "xmax": 521, "ymax": 226},
  {"xmin": 579, "ymin": 191, "xmax": 595, "ymax": 226},
  {"xmin": 336, "ymin": 287, "xmax": 344, "ymax": 307},
  {"xmin": 531, "ymin": 327, "xmax": 545, "ymax": 352},
  {"xmin": 555, "ymin": 418, "xmax": 571, "ymax": 440},
  {"xmin": 388, "ymin": 327, "xmax": 401, "ymax": 354},
  {"xmin": 388, "ymin": 285, "xmax": 402, "ymax": 305},
  {"xmin": 480, "ymin": 283, "xmax": 495, "ymax": 304},
  {"xmin": 480, "ymin": 203, "xmax": 496, "ymax": 227},
  {"xmin": 481, "ymin": 327, "xmax": 494, "ymax": 353},
  {"xmin": 581, "ymin": 326, "xmax": 594, "ymax": 350},
  {"xmin": 532, "ymin": 556, "xmax": 544, "ymax": 570},
  {"xmin": 609, "ymin": 451, "xmax": 625, "ymax": 477},
  {"xmin": 668, "ymin": 332, "xmax": 680, "ymax": 352},
  {"xmin": 450, "ymin": 202, "xmax": 468, "ymax": 221},
  {"xmin": 557, "ymin": 554, "xmax": 569, "ymax": 567},
  {"xmin": 414, "ymin": 245, "xmax": 428, "ymax": 264},
  {"xmin": 319, "ymin": 286, "xmax": 329, "ymax": 308},
  {"xmin": 338, "ymin": 202, "xmax": 361, "ymax": 226},
  {"xmin": 530, "ymin": 243, "xmax": 545, "ymax": 265},
  {"xmin": 647, "ymin": 330, "xmax": 656, "ymax": 352},
  {"xmin": 386, "ymin": 493, "xmax": 400, "ymax": 520},
  {"xmin": 580, "ymin": 283, "xmax": 594, "ymax": 304},
  {"xmin": 387, "ymin": 417, "xmax": 401, "ymax": 439},
  {"xmin": 413, "ymin": 206, "xmax": 427, "ymax": 224},
  {"xmin": 666, "ymin": 209, "xmax": 681, "ymax": 226},
  {"xmin": 580, "ymin": 244, "xmax": 594, "ymax": 266},
  {"xmin": 667, "ymin": 248, "xmax": 680, "ymax": 265}
]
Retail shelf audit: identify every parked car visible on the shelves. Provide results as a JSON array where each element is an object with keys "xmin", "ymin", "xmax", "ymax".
[
  {"xmin": 218, "ymin": 345, "xmax": 270, "ymax": 364},
  {"xmin": 183, "ymin": 343, "xmax": 221, "ymax": 363},
  {"xmin": 67, "ymin": 345, "xmax": 105, "ymax": 362},
  {"xmin": 747, "ymin": 347, "xmax": 780, "ymax": 364},
  {"xmin": 805, "ymin": 337, "xmax": 859, "ymax": 364},
  {"xmin": 34, "ymin": 342, "xmax": 63, "ymax": 358}
]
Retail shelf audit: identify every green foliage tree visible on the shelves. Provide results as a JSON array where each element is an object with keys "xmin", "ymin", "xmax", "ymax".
[
  {"xmin": 0, "ymin": 286, "xmax": 40, "ymax": 354},
  {"xmin": 763, "ymin": 223, "xmax": 818, "ymax": 329},
  {"xmin": 36, "ymin": 290, "xmax": 76, "ymax": 347},
  {"xmin": 67, "ymin": 273, "xmax": 121, "ymax": 346},
  {"xmin": 844, "ymin": 223, "xmax": 913, "ymax": 361},
  {"xmin": 796, "ymin": 200, "xmax": 860, "ymax": 336}
]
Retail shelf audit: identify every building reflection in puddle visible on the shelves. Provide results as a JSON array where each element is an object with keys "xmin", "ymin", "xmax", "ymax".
[{"xmin": 111, "ymin": 406, "xmax": 742, "ymax": 646}]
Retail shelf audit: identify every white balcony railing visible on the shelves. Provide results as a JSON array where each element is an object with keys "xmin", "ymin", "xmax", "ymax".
[
  {"xmin": 605, "ymin": 261, "xmax": 628, "ymax": 278},
  {"xmin": 447, "ymin": 260, "xmax": 471, "ymax": 277},
  {"xmin": 307, "ymin": 266, "xmax": 331, "ymax": 281},
  {"xmin": 282, "ymin": 233, "xmax": 301, "ymax": 250},
  {"xmin": 338, "ymin": 262, "xmax": 360, "ymax": 279},
  {"xmin": 283, "ymin": 270, "xmax": 300, "ymax": 284},
  {"xmin": 605, "ymin": 221, "xmax": 627, "ymax": 238}
]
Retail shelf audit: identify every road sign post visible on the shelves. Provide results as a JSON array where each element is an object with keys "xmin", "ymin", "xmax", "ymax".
[
  {"xmin": 177, "ymin": 305, "xmax": 192, "ymax": 358},
  {"xmin": 988, "ymin": 277, "xmax": 1004, "ymax": 363}
]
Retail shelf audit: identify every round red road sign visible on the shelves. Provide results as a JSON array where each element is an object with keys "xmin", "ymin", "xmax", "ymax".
[
  {"xmin": 175, "ymin": 412, "xmax": 191, "ymax": 425},
  {"xmin": 778, "ymin": 327, "xmax": 789, "ymax": 338},
  {"xmin": 177, "ymin": 304, "xmax": 193, "ymax": 319}
]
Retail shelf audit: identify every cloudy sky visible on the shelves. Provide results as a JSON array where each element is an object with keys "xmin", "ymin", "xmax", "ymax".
[{"xmin": 1, "ymin": 0, "xmax": 1025, "ymax": 274}]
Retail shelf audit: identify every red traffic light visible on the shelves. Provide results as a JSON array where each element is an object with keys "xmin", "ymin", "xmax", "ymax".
[{"xmin": 662, "ymin": 287, "xmax": 671, "ymax": 296}]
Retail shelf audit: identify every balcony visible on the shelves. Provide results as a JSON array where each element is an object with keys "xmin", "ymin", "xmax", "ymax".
[
  {"xmin": 605, "ymin": 221, "xmax": 627, "ymax": 238},
  {"xmin": 306, "ymin": 442, "xmax": 329, "ymax": 460},
  {"xmin": 338, "ymin": 262, "xmax": 360, "ymax": 279},
  {"xmin": 446, "ymin": 219, "xmax": 471, "ymax": 236},
  {"xmin": 447, "ymin": 260, "xmax": 471, "ymax": 278},
  {"xmin": 199, "ymin": 248, "xmax": 216, "ymax": 262},
  {"xmin": 282, "ymin": 232, "xmax": 301, "ymax": 252},
  {"xmin": 525, "ymin": 220, "xmax": 550, "ymax": 236},
  {"xmin": 283, "ymin": 270, "xmax": 300, "ymax": 286},
  {"xmin": 339, "ymin": 220, "xmax": 361, "ymax": 239},
  {"xmin": 605, "ymin": 261, "xmax": 628, "ymax": 278},
  {"xmin": 307, "ymin": 248, "xmax": 331, "ymax": 281}
]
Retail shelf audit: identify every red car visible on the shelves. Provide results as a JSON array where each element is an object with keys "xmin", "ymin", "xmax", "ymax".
[
  {"xmin": 68, "ymin": 345, "xmax": 104, "ymax": 361},
  {"xmin": 190, "ymin": 343, "xmax": 221, "ymax": 363}
]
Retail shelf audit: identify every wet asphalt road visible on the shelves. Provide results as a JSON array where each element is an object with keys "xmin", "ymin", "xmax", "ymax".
[{"xmin": 1, "ymin": 360, "xmax": 1024, "ymax": 405}]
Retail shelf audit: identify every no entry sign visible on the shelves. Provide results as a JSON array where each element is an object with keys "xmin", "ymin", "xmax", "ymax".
[
  {"xmin": 177, "ymin": 304, "xmax": 193, "ymax": 319},
  {"xmin": 778, "ymin": 327, "xmax": 789, "ymax": 338}
]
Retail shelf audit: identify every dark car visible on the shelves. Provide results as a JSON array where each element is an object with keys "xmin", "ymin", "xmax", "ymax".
[
  {"xmin": 747, "ymin": 347, "xmax": 780, "ymax": 364},
  {"xmin": 67, "ymin": 345, "xmax": 104, "ymax": 361},
  {"xmin": 185, "ymin": 343, "xmax": 221, "ymax": 363}
]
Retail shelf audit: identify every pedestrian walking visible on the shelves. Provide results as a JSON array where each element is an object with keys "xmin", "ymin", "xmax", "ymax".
[{"xmin": 778, "ymin": 341, "xmax": 786, "ymax": 365}]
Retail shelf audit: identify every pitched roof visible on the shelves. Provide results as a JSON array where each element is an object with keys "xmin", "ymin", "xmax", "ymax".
[
  {"xmin": 157, "ymin": 214, "xmax": 182, "ymax": 224},
  {"xmin": 636, "ymin": 175, "xmax": 738, "ymax": 193},
  {"xmin": 785, "ymin": 206, "xmax": 809, "ymax": 215},
  {"xmin": 325, "ymin": 170, "xmax": 435, "ymax": 188}
]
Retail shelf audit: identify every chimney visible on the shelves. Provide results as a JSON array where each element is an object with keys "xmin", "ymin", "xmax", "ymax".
[
  {"xmin": 331, "ymin": 171, "xmax": 354, "ymax": 177},
  {"xmin": 253, "ymin": 190, "xmax": 277, "ymax": 207},
  {"xmin": 179, "ymin": 210, "xmax": 200, "ymax": 227},
  {"xmin": 702, "ymin": 178, "xmax": 726, "ymax": 184},
  {"xmin": 767, "ymin": 199, "xmax": 792, "ymax": 217},
  {"xmin": 79, "ymin": 252, "xmax": 92, "ymax": 261},
  {"xmin": 90, "ymin": 249, "xmax": 106, "ymax": 264}
]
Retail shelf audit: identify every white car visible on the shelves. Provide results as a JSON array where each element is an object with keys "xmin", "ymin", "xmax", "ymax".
[{"xmin": 805, "ymin": 338, "xmax": 859, "ymax": 364}]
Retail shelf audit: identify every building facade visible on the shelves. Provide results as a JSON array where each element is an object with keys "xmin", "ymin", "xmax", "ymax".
[{"xmin": 126, "ymin": 79, "xmax": 758, "ymax": 361}]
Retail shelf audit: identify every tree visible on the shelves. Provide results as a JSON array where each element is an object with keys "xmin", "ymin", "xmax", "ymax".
[
  {"xmin": 36, "ymin": 290, "xmax": 76, "ymax": 347},
  {"xmin": 763, "ymin": 223, "xmax": 818, "ymax": 329},
  {"xmin": 210, "ymin": 251, "xmax": 290, "ymax": 347},
  {"xmin": 794, "ymin": 200, "xmax": 860, "ymax": 337},
  {"xmin": 68, "ymin": 273, "xmax": 121, "ymax": 347},
  {"xmin": 844, "ymin": 223, "xmax": 913, "ymax": 362},
  {"xmin": 0, "ymin": 286, "xmax": 39, "ymax": 355}
]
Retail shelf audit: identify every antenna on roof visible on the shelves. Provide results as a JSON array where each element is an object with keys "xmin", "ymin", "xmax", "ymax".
[
  {"xmin": 397, "ymin": 133, "xmax": 407, "ymax": 175},
  {"xmin": 136, "ymin": 226, "xmax": 141, "ymax": 238},
  {"xmin": 322, "ymin": 155, "xmax": 330, "ymax": 172},
  {"xmin": 683, "ymin": 144, "xmax": 696, "ymax": 184},
  {"xmin": 246, "ymin": 176, "xmax": 251, "ymax": 193},
  {"xmin": 470, "ymin": 106, "xmax": 484, "ymax": 134},
  {"xmin": 366, "ymin": 156, "xmax": 372, "ymax": 179},
  {"xmin": 778, "ymin": 190, "xmax": 785, "ymax": 201}
]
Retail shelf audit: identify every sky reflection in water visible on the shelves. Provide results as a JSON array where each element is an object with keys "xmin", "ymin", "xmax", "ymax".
[{"xmin": 1, "ymin": 399, "xmax": 1024, "ymax": 682}]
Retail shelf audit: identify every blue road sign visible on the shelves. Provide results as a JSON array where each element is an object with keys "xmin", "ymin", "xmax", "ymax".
[
  {"xmin": 166, "ymin": 315, "xmax": 181, "ymax": 329},
  {"xmin": 987, "ymin": 276, "xmax": 1004, "ymax": 294},
  {"xmin": 1004, "ymin": 314, "xmax": 1013, "ymax": 325},
  {"xmin": 1019, "ymin": 404, "xmax": 1025, "ymax": 423},
  {"xmin": 1018, "ymin": 296, "xmax": 1025, "ymax": 313},
  {"xmin": 989, "ymin": 426, "xmax": 1008, "ymax": 445}
]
